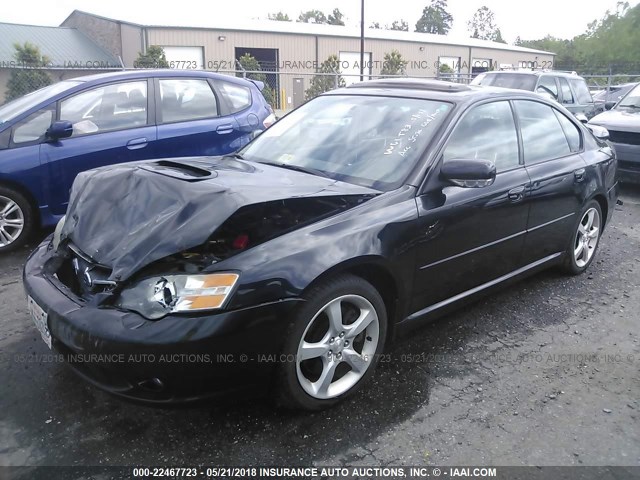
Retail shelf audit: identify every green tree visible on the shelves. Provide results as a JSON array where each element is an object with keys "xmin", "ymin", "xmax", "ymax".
[
  {"xmin": 381, "ymin": 50, "xmax": 408, "ymax": 76},
  {"xmin": 495, "ymin": 28, "xmax": 506, "ymax": 44},
  {"xmin": 467, "ymin": 6, "xmax": 503, "ymax": 41},
  {"xmin": 268, "ymin": 12, "xmax": 291, "ymax": 21},
  {"xmin": 297, "ymin": 10, "xmax": 327, "ymax": 24},
  {"xmin": 5, "ymin": 42, "xmax": 52, "ymax": 102},
  {"xmin": 134, "ymin": 45, "xmax": 169, "ymax": 68},
  {"xmin": 389, "ymin": 20, "xmax": 409, "ymax": 31},
  {"xmin": 415, "ymin": 0, "xmax": 453, "ymax": 35},
  {"xmin": 305, "ymin": 55, "xmax": 345, "ymax": 100},
  {"xmin": 370, "ymin": 22, "xmax": 382, "ymax": 29},
  {"xmin": 328, "ymin": 8, "xmax": 345, "ymax": 26},
  {"xmin": 237, "ymin": 54, "xmax": 276, "ymax": 107}
]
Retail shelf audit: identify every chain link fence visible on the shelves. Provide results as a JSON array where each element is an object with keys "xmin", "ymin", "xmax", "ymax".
[{"xmin": 1, "ymin": 66, "xmax": 638, "ymax": 113}]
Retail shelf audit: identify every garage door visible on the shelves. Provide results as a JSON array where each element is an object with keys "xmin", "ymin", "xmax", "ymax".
[{"xmin": 161, "ymin": 46, "xmax": 205, "ymax": 70}]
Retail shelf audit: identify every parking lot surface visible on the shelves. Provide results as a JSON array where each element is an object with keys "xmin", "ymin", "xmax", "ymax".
[{"xmin": 1, "ymin": 187, "xmax": 639, "ymax": 470}]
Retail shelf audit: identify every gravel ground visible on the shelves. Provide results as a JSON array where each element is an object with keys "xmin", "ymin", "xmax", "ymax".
[{"xmin": 0, "ymin": 187, "xmax": 638, "ymax": 472}]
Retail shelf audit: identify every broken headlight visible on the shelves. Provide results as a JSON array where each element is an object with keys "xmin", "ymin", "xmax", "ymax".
[{"xmin": 115, "ymin": 273, "xmax": 239, "ymax": 320}]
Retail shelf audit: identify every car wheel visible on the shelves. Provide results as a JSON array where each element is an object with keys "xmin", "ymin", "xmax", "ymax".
[
  {"xmin": 562, "ymin": 200, "xmax": 602, "ymax": 275},
  {"xmin": 0, "ymin": 186, "xmax": 35, "ymax": 253},
  {"xmin": 276, "ymin": 274, "xmax": 388, "ymax": 410}
]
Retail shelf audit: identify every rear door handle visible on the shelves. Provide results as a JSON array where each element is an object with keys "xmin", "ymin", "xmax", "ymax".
[
  {"xmin": 574, "ymin": 168, "xmax": 586, "ymax": 183},
  {"xmin": 126, "ymin": 137, "xmax": 148, "ymax": 150},
  {"xmin": 216, "ymin": 124, "xmax": 234, "ymax": 135},
  {"xmin": 508, "ymin": 185, "xmax": 526, "ymax": 202}
]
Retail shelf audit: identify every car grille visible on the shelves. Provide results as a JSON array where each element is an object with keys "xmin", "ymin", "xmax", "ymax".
[
  {"xmin": 56, "ymin": 244, "xmax": 115, "ymax": 297},
  {"xmin": 608, "ymin": 130, "xmax": 640, "ymax": 145}
]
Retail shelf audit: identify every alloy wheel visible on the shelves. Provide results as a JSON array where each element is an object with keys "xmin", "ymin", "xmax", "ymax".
[
  {"xmin": 0, "ymin": 195, "xmax": 25, "ymax": 248},
  {"xmin": 574, "ymin": 207, "xmax": 600, "ymax": 268},
  {"xmin": 296, "ymin": 294, "xmax": 380, "ymax": 400}
]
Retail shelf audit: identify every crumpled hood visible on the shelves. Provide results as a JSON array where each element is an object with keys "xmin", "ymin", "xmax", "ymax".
[
  {"xmin": 60, "ymin": 157, "xmax": 378, "ymax": 281},
  {"xmin": 589, "ymin": 108, "xmax": 640, "ymax": 131}
]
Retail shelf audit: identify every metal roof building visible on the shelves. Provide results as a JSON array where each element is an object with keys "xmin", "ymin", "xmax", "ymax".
[{"xmin": 61, "ymin": 10, "xmax": 555, "ymax": 109}]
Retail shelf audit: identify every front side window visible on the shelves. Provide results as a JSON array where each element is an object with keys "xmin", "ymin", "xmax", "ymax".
[
  {"xmin": 569, "ymin": 78, "xmax": 593, "ymax": 104},
  {"xmin": 159, "ymin": 79, "xmax": 218, "ymax": 123},
  {"xmin": 558, "ymin": 78, "xmax": 574, "ymax": 105},
  {"xmin": 514, "ymin": 100, "xmax": 571, "ymax": 164},
  {"xmin": 12, "ymin": 109, "xmax": 53, "ymax": 144},
  {"xmin": 443, "ymin": 101, "xmax": 519, "ymax": 172},
  {"xmin": 240, "ymin": 95, "xmax": 452, "ymax": 191},
  {"xmin": 60, "ymin": 81, "xmax": 148, "ymax": 136},
  {"xmin": 554, "ymin": 110, "xmax": 581, "ymax": 152}
]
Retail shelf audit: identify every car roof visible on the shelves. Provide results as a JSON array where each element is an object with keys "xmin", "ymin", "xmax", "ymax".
[
  {"xmin": 482, "ymin": 70, "xmax": 581, "ymax": 79},
  {"xmin": 68, "ymin": 69, "xmax": 255, "ymax": 86},
  {"xmin": 326, "ymin": 78, "xmax": 545, "ymax": 103}
]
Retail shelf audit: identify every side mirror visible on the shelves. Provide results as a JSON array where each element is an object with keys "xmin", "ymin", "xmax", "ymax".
[
  {"xmin": 441, "ymin": 159, "xmax": 496, "ymax": 188},
  {"xmin": 605, "ymin": 101, "xmax": 616, "ymax": 110},
  {"xmin": 574, "ymin": 113, "xmax": 589, "ymax": 124},
  {"xmin": 46, "ymin": 120, "xmax": 73, "ymax": 141},
  {"xmin": 586, "ymin": 124, "xmax": 609, "ymax": 141}
]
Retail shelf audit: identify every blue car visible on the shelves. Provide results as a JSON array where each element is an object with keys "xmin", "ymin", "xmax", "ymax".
[{"xmin": 0, "ymin": 70, "xmax": 275, "ymax": 252}]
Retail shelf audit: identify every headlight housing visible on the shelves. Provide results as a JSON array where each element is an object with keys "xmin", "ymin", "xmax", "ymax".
[{"xmin": 115, "ymin": 273, "xmax": 239, "ymax": 319}]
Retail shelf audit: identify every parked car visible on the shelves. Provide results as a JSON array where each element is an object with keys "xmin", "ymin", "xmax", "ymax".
[
  {"xmin": 593, "ymin": 82, "xmax": 637, "ymax": 111},
  {"xmin": 24, "ymin": 79, "xmax": 618, "ymax": 410},
  {"xmin": 471, "ymin": 70, "xmax": 599, "ymax": 119},
  {"xmin": 0, "ymin": 70, "xmax": 275, "ymax": 252},
  {"xmin": 589, "ymin": 82, "xmax": 640, "ymax": 184}
]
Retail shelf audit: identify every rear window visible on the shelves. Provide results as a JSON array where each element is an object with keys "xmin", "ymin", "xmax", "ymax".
[
  {"xmin": 472, "ymin": 73, "xmax": 538, "ymax": 91},
  {"xmin": 569, "ymin": 78, "xmax": 593, "ymax": 104}
]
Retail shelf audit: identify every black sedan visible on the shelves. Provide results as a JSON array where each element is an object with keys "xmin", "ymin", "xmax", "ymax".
[{"xmin": 23, "ymin": 79, "xmax": 618, "ymax": 410}]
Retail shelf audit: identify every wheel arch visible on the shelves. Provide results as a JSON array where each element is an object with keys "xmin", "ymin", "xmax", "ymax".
[
  {"xmin": 302, "ymin": 256, "xmax": 403, "ymax": 342},
  {"xmin": 590, "ymin": 193, "xmax": 608, "ymax": 228},
  {"xmin": 0, "ymin": 178, "xmax": 41, "ymax": 226}
]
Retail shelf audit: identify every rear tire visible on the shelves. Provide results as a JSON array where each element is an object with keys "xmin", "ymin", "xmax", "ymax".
[
  {"xmin": 0, "ymin": 186, "xmax": 35, "ymax": 254},
  {"xmin": 275, "ymin": 274, "xmax": 388, "ymax": 411},
  {"xmin": 562, "ymin": 200, "xmax": 602, "ymax": 275}
]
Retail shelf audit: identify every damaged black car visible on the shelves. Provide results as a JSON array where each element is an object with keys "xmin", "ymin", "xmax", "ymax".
[{"xmin": 24, "ymin": 79, "xmax": 618, "ymax": 410}]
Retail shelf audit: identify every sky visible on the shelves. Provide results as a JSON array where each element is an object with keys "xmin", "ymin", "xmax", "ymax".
[{"xmin": 1, "ymin": 0, "xmax": 638, "ymax": 43}]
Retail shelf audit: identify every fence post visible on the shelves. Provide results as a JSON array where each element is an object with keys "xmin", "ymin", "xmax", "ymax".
[
  {"xmin": 236, "ymin": 60, "xmax": 247, "ymax": 79},
  {"xmin": 608, "ymin": 65, "xmax": 612, "ymax": 92}
]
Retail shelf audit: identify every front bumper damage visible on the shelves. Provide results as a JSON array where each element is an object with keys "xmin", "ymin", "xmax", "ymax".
[{"xmin": 23, "ymin": 239, "xmax": 302, "ymax": 404}]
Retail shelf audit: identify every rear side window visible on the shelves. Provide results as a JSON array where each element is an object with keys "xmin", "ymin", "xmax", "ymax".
[
  {"xmin": 536, "ymin": 76, "xmax": 558, "ymax": 100},
  {"xmin": 443, "ymin": 101, "xmax": 520, "ymax": 172},
  {"xmin": 218, "ymin": 82, "xmax": 252, "ymax": 113},
  {"xmin": 159, "ymin": 79, "xmax": 218, "ymax": 124},
  {"xmin": 569, "ymin": 78, "xmax": 593, "ymax": 104},
  {"xmin": 554, "ymin": 110, "xmax": 581, "ymax": 152},
  {"xmin": 558, "ymin": 78, "xmax": 574, "ymax": 105},
  {"xmin": 514, "ymin": 100, "xmax": 571, "ymax": 164}
]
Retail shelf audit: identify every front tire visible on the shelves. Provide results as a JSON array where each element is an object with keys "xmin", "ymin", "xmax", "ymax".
[
  {"xmin": 562, "ymin": 200, "xmax": 602, "ymax": 275},
  {"xmin": 276, "ymin": 275, "xmax": 388, "ymax": 411},
  {"xmin": 0, "ymin": 186, "xmax": 35, "ymax": 253}
]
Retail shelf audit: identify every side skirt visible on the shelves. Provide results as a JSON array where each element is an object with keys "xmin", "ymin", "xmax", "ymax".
[{"xmin": 396, "ymin": 252, "xmax": 564, "ymax": 334}]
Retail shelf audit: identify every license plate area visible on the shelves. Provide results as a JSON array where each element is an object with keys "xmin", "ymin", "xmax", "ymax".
[{"xmin": 28, "ymin": 295, "xmax": 51, "ymax": 349}]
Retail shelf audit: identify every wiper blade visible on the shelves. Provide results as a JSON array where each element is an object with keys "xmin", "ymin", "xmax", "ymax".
[{"xmin": 260, "ymin": 162, "xmax": 331, "ymax": 178}]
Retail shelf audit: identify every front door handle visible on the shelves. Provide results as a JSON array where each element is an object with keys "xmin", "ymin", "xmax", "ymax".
[
  {"xmin": 126, "ymin": 137, "xmax": 148, "ymax": 150},
  {"xmin": 508, "ymin": 185, "xmax": 526, "ymax": 202},
  {"xmin": 216, "ymin": 124, "xmax": 234, "ymax": 135},
  {"xmin": 574, "ymin": 168, "xmax": 586, "ymax": 183}
]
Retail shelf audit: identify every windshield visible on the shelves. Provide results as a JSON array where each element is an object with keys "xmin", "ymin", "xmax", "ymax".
[
  {"xmin": 617, "ymin": 83, "xmax": 640, "ymax": 109},
  {"xmin": 471, "ymin": 73, "xmax": 538, "ymax": 91},
  {"xmin": 240, "ymin": 95, "xmax": 452, "ymax": 191},
  {"xmin": 0, "ymin": 81, "xmax": 81, "ymax": 124}
]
